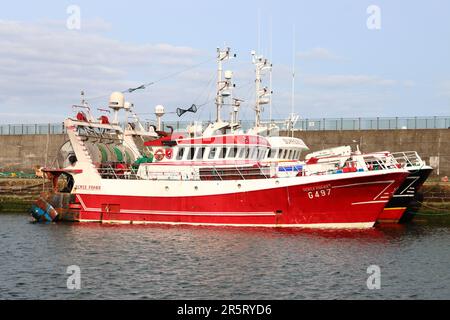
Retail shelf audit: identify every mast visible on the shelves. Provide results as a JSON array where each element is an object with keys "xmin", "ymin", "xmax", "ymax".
[
  {"xmin": 251, "ymin": 51, "xmax": 272, "ymax": 129},
  {"xmin": 288, "ymin": 24, "xmax": 297, "ymax": 138},
  {"xmin": 269, "ymin": 16, "xmax": 273, "ymax": 122},
  {"xmin": 215, "ymin": 47, "xmax": 235, "ymax": 123},
  {"xmin": 203, "ymin": 47, "xmax": 236, "ymax": 137}
]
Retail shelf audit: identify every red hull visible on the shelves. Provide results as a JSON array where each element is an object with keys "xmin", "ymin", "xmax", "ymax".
[{"xmin": 72, "ymin": 172, "xmax": 409, "ymax": 228}]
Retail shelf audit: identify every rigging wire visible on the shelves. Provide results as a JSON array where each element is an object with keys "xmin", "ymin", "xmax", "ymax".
[{"xmin": 85, "ymin": 56, "xmax": 216, "ymax": 102}]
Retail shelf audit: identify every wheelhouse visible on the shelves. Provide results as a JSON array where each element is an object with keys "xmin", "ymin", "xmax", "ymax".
[{"xmin": 144, "ymin": 134, "xmax": 271, "ymax": 164}]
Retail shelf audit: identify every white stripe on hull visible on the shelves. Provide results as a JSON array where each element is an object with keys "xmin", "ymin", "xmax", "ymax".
[
  {"xmin": 352, "ymin": 200, "xmax": 388, "ymax": 205},
  {"xmin": 72, "ymin": 169, "xmax": 407, "ymax": 198},
  {"xmin": 78, "ymin": 219, "xmax": 375, "ymax": 229},
  {"xmin": 84, "ymin": 208, "xmax": 277, "ymax": 216}
]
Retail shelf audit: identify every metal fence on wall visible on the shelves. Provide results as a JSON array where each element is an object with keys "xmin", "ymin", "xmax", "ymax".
[
  {"xmin": 0, "ymin": 123, "xmax": 66, "ymax": 135},
  {"xmin": 1, "ymin": 116, "xmax": 450, "ymax": 135}
]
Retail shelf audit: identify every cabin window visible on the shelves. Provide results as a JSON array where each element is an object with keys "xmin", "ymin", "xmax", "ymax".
[
  {"xmin": 187, "ymin": 147, "xmax": 195, "ymax": 160},
  {"xmin": 282, "ymin": 149, "xmax": 288, "ymax": 159},
  {"xmin": 260, "ymin": 149, "xmax": 268, "ymax": 160},
  {"xmin": 219, "ymin": 147, "xmax": 227, "ymax": 159},
  {"xmin": 287, "ymin": 150, "xmax": 293, "ymax": 160},
  {"xmin": 244, "ymin": 147, "xmax": 251, "ymax": 159},
  {"xmin": 196, "ymin": 147, "xmax": 205, "ymax": 160},
  {"xmin": 176, "ymin": 147, "xmax": 185, "ymax": 160},
  {"xmin": 209, "ymin": 147, "xmax": 217, "ymax": 159},
  {"xmin": 237, "ymin": 148, "xmax": 244, "ymax": 159},
  {"xmin": 228, "ymin": 147, "xmax": 238, "ymax": 158},
  {"xmin": 271, "ymin": 149, "xmax": 278, "ymax": 159},
  {"xmin": 255, "ymin": 148, "xmax": 262, "ymax": 160},
  {"xmin": 248, "ymin": 148, "xmax": 255, "ymax": 159}
]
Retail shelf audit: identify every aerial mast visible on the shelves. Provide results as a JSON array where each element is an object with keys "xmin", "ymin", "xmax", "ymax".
[
  {"xmin": 215, "ymin": 47, "xmax": 235, "ymax": 123},
  {"xmin": 203, "ymin": 47, "xmax": 236, "ymax": 137},
  {"xmin": 289, "ymin": 25, "xmax": 296, "ymax": 137},
  {"xmin": 251, "ymin": 51, "xmax": 272, "ymax": 129}
]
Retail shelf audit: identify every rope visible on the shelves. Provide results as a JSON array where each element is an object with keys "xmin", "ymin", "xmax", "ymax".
[
  {"xmin": 409, "ymin": 200, "xmax": 450, "ymax": 215},
  {"xmin": 0, "ymin": 181, "xmax": 49, "ymax": 193}
]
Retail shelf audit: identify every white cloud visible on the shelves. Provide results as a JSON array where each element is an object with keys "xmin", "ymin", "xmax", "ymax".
[
  {"xmin": 39, "ymin": 18, "xmax": 113, "ymax": 33},
  {"xmin": 297, "ymin": 47, "xmax": 341, "ymax": 61},
  {"xmin": 303, "ymin": 74, "xmax": 397, "ymax": 87},
  {"xmin": 0, "ymin": 19, "xmax": 213, "ymax": 123},
  {"xmin": 0, "ymin": 19, "xmax": 422, "ymax": 123}
]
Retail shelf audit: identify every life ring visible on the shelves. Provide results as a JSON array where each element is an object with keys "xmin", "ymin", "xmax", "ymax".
[
  {"xmin": 165, "ymin": 148, "xmax": 173, "ymax": 159},
  {"xmin": 154, "ymin": 149, "xmax": 165, "ymax": 161}
]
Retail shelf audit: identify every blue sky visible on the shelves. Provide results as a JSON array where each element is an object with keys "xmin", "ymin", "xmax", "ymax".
[{"xmin": 1, "ymin": 0, "xmax": 449, "ymax": 123}]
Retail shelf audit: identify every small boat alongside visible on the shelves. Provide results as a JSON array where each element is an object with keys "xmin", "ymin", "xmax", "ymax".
[{"xmin": 303, "ymin": 147, "xmax": 433, "ymax": 223}]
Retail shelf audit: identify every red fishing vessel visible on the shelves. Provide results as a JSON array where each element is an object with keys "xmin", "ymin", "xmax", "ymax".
[{"xmin": 31, "ymin": 48, "xmax": 409, "ymax": 229}]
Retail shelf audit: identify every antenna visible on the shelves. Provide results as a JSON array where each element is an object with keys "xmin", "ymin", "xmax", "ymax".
[
  {"xmin": 290, "ymin": 24, "xmax": 296, "ymax": 137},
  {"xmin": 80, "ymin": 90, "xmax": 85, "ymax": 105},
  {"xmin": 257, "ymin": 9, "xmax": 261, "ymax": 54},
  {"xmin": 269, "ymin": 16, "xmax": 273, "ymax": 122}
]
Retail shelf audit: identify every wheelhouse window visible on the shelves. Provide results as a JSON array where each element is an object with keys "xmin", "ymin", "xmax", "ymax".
[
  {"xmin": 255, "ymin": 148, "xmax": 262, "ymax": 160},
  {"xmin": 270, "ymin": 149, "xmax": 278, "ymax": 159},
  {"xmin": 255, "ymin": 149, "xmax": 261, "ymax": 160},
  {"xmin": 248, "ymin": 148, "xmax": 256, "ymax": 160},
  {"xmin": 187, "ymin": 147, "xmax": 195, "ymax": 160},
  {"xmin": 244, "ymin": 147, "xmax": 251, "ymax": 159},
  {"xmin": 195, "ymin": 147, "xmax": 205, "ymax": 160},
  {"xmin": 260, "ymin": 148, "xmax": 268, "ymax": 160},
  {"xmin": 219, "ymin": 147, "xmax": 227, "ymax": 159},
  {"xmin": 176, "ymin": 147, "xmax": 185, "ymax": 160},
  {"xmin": 237, "ymin": 148, "xmax": 244, "ymax": 159},
  {"xmin": 208, "ymin": 147, "xmax": 217, "ymax": 159},
  {"xmin": 228, "ymin": 147, "xmax": 238, "ymax": 158}
]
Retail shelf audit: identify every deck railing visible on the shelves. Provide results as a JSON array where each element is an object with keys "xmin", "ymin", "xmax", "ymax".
[
  {"xmin": 1, "ymin": 116, "xmax": 450, "ymax": 135},
  {"xmin": 391, "ymin": 151, "xmax": 424, "ymax": 168}
]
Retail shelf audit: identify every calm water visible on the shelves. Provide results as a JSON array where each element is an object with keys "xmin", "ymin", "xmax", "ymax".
[{"xmin": 0, "ymin": 213, "xmax": 449, "ymax": 299}]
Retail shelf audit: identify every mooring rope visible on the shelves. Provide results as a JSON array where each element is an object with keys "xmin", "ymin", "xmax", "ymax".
[{"xmin": 410, "ymin": 200, "xmax": 450, "ymax": 215}]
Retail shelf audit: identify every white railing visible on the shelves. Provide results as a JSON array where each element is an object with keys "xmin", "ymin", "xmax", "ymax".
[{"xmin": 391, "ymin": 151, "xmax": 424, "ymax": 168}]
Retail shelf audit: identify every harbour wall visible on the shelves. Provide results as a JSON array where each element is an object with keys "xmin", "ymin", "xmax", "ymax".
[
  {"xmin": 0, "ymin": 134, "xmax": 67, "ymax": 173},
  {"xmin": 0, "ymin": 129, "xmax": 449, "ymax": 177}
]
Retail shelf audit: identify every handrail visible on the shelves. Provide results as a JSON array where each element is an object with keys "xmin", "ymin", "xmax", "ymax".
[{"xmin": 390, "ymin": 151, "xmax": 423, "ymax": 168}]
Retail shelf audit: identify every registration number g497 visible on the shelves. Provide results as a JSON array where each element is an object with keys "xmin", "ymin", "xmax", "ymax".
[{"xmin": 307, "ymin": 188, "xmax": 331, "ymax": 199}]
